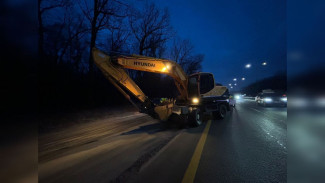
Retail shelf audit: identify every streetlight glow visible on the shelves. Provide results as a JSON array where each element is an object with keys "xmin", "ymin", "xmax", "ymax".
[
  {"xmin": 229, "ymin": 83, "xmax": 232, "ymax": 86},
  {"xmin": 262, "ymin": 61, "xmax": 267, "ymax": 66},
  {"xmin": 245, "ymin": 64, "xmax": 251, "ymax": 68},
  {"xmin": 242, "ymin": 77, "xmax": 245, "ymax": 81},
  {"xmin": 231, "ymin": 86, "xmax": 233, "ymax": 89},
  {"xmin": 234, "ymin": 83, "xmax": 237, "ymax": 86},
  {"xmin": 233, "ymin": 78, "xmax": 237, "ymax": 81}
]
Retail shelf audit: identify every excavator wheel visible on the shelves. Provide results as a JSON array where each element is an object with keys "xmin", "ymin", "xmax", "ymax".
[
  {"xmin": 213, "ymin": 104, "xmax": 227, "ymax": 119},
  {"xmin": 189, "ymin": 108, "xmax": 203, "ymax": 127}
]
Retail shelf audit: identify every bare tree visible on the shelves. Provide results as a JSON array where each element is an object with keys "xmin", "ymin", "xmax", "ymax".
[
  {"xmin": 186, "ymin": 54, "xmax": 203, "ymax": 74},
  {"xmin": 170, "ymin": 38, "xmax": 193, "ymax": 68},
  {"xmin": 40, "ymin": 4, "xmax": 88, "ymax": 71},
  {"xmin": 170, "ymin": 38, "xmax": 203, "ymax": 74},
  {"xmin": 43, "ymin": 22, "xmax": 65, "ymax": 63},
  {"xmin": 108, "ymin": 18, "xmax": 130, "ymax": 52},
  {"xmin": 78, "ymin": 0, "xmax": 127, "ymax": 73},
  {"xmin": 129, "ymin": 3, "xmax": 172, "ymax": 57},
  {"xmin": 38, "ymin": 0, "xmax": 70, "ymax": 60},
  {"xmin": 57, "ymin": 14, "xmax": 88, "ymax": 67}
]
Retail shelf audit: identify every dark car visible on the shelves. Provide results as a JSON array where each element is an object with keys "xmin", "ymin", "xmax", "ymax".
[{"xmin": 256, "ymin": 92, "xmax": 287, "ymax": 107}]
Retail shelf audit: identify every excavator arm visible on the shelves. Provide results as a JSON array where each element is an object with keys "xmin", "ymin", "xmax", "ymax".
[
  {"xmin": 92, "ymin": 47, "xmax": 188, "ymax": 110},
  {"xmin": 92, "ymin": 48, "xmax": 147, "ymax": 103}
]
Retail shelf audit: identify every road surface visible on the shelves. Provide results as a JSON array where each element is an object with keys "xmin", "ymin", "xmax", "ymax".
[{"xmin": 39, "ymin": 99, "xmax": 287, "ymax": 183}]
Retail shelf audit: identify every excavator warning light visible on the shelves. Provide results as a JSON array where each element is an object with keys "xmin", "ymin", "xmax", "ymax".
[
  {"xmin": 162, "ymin": 64, "xmax": 171, "ymax": 72},
  {"xmin": 192, "ymin": 98, "xmax": 199, "ymax": 104}
]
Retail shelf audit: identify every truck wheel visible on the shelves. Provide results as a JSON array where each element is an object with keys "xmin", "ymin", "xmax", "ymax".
[
  {"xmin": 179, "ymin": 114, "xmax": 188, "ymax": 128},
  {"xmin": 189, "ymin": 109, "xmax": 202, "ymax": 127},
  {"xmin": 214, "ymin": 104, "xmax": 227, "ymax": 119}
]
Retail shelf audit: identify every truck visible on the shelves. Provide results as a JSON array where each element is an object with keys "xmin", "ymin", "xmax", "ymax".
[{"xmin": 92, "ymin": 47, "xmax": 230, "ymax": 127}]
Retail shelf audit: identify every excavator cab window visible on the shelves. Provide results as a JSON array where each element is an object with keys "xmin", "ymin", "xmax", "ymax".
[
  {"xmin": 188, "ymin": 75, "xmax": 199, "ymax": 98},
  {"xmin": 200, "ymin": 73, "xmax": 214, "ymax": 94}
]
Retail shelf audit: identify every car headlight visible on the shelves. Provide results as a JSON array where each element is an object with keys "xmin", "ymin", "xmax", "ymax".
[
  {"xmin": 192, "ymin": 98, "xmax": 199, "ymax": 104},
  {"xmin": 264, "ymin": 98, "xmax": 273, "ymax": 102},
  {"xmin": 235, "ymin": 95, "xmax": 240, "ymax": 100},
  {"xmin": 281, "ymin": 97, "xmax": 287, "ymax": 102}
]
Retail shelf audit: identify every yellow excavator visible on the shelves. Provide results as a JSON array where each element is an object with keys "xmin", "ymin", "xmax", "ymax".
[{"xmin": 92, "ymin": 47, "xmax": 230, "ymax": 126}]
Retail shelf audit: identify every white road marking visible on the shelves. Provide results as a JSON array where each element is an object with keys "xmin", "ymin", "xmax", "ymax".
[
  {"xmin": 248, "ymin": 107, "xmax": 287, "ymax": 152},
  {"xmin": 264, "ymin": 131, "xmax": 287, "ymax": 152}
]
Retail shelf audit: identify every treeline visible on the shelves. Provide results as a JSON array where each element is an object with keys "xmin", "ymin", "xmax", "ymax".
[
  {"xmin": 241, "ymin": 72, "xmax": 287, "ymax": 96},
  {"xmin": 38, "ymin": 0, "xmax": 204, "ymax": 112}
]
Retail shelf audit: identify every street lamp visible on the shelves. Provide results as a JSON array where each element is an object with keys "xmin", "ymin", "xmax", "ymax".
[
  {"xmin": 229, "ymin": 83, "xmax": 232, "ymax": 86},
  {"xmin": 262, "ymin": 61, "xmax": 267, "ymax": 66},
  {"xmin": 245, "ymin": 64, "xmax": 251, "ymax": 68},
  {"xmin": 231, "ymin": 86, "xmax": 233, "ymax": 89},
  {"xmin": 233, "ymin": 78, "xmax": 237, "ymax": 81},
  {"xmin": 234, "ymin": 83, "xmax": 237, "ymax": 86},
  {"xmin": 242, "ymin": 77, "xmax": 245, "ymax": 81}
]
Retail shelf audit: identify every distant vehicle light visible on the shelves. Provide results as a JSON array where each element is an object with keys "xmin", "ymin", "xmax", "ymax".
[
  {"xmin": 281, "ymin": 97, "xmax": 287, "ymax": 102},
  {"xmin": 192, "ymin": 98, "xmax": 199, "ymax": 104},
  {"xmin": 245, "ymin": 64, "xmax": 251, "ymax": 68},
  {"xmin": 235, "ymin": 95, "xmax": 240, "ymax": 100},
  {"xmin": 264, "ymin": 98, "xmax": 273, "ymax": 102}
]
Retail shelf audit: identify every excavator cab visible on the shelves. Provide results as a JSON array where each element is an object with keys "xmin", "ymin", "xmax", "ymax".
[{"xmin": 187, "ymin": 73, "xmax": 216, "ymax": 104}]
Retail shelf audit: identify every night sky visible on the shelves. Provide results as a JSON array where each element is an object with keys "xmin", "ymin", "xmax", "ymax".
[{"xmin": 154, "ymin": 0, "xmax": 286, "ymax": 90}]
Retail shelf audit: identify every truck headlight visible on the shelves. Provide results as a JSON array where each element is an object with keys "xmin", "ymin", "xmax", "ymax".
[
  {"xmin": 192, "ymin": 98, "xmax": 199, "ymax": 104},
  {"xmin": 264, "ymin": 98, "xmax": 272, "ymax": 102},
  {"xmin": 281, "ymin": 97, "xmax": 287, "ymax": 102}
]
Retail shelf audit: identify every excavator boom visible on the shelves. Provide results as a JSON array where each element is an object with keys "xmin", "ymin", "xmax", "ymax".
[
  {"xmin": 115, "ymin": 55, "xmax": 188, "ymax": 100},
  {"xmin": 92, "ymin": 48, "xmax": 188, "ymax": 103}
]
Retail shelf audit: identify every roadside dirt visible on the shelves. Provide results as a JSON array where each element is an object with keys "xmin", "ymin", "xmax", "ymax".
[{"xmin": 39, "ymin": 107, "xmax": 182, "ymax": 183}]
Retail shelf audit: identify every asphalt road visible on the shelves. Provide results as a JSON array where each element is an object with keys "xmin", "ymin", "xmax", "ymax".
[{"xmin": 39, "ymin": 99, "xmax": 287, "ymax": 183}]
